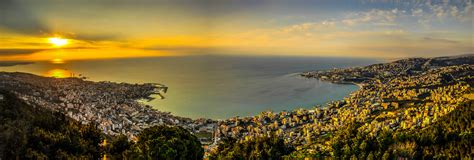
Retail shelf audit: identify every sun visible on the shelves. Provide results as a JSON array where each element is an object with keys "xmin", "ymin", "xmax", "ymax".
[
  {"xmin": 48, "ymin": 37, "xmax": 69, "ymax": 47},
  {"xmin": 46, "ymin": 69, "xmax": 72, "ymax": 78},
  {"xmin": 51, "ymin": 58, "xmax": 65, "ymax": 64}
]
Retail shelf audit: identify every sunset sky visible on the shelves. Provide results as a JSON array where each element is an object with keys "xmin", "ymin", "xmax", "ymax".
[{"xmin": 0, "ymin": 0, "xmax": 472, "ymax": 61}]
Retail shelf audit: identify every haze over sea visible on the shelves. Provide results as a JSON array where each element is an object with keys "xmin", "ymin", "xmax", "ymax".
[{"xmin": 0, "ymin": 55, "xmax": 377, "ymax": 119}]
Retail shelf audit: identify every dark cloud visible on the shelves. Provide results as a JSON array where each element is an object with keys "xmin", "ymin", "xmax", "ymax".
[
  {"xmin": 24, "ymin": 0, "xmax": 273, "ymax": 19},
  {"xmin": 0, "ymin": 0, "xmax": 120, "ymax": 40},
  {"xmin": 53, "ymin": 32, "xmax": 120, "ymax": 42},
  {"xmin": 0, "ymin": 47, "xmax": 102, "ymax": 57},
  {"xmin": 0, "ymin": 49, "xmax": 45, "ymax": 56},
  {"xmin": 0, "ymin": 0, "xmax": 50, "ymax": 35},
  {"xmin": 0, "ymin": 61, "xmax": 34, "ymax": 67},
  {"xmin": 73, "ymin": 34, "xmax": 119, "ymax": 42}
]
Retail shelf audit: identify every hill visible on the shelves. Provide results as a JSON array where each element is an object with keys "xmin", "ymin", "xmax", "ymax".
[
  {"xmin": 0, "ymin": 90, "xmax": 103, "ymax": 159},
  {"xmin": 0, "ymin": 90, "xmax": 205, "ymax": 159},
  {"xmin": 211, "ymin": 55, "xmax": 473, "ymax": 159}
]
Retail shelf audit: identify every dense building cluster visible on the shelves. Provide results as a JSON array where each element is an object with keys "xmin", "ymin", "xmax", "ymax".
[
  {"xmin": 211, "ymin": 55, "xmax": 473, "ymax": 155},
  {"xmin": 0, "ymin": 72, "xmax": 216, "ymax": 140},
  {"xmin": 0, "ymin": 55, "xmax": 472, "ymax": 158}
]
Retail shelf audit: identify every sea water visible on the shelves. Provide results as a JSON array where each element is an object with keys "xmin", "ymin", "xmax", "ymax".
[{"xmin": 0, "ymin": 55, "xmax": 377, "ymax": 119}]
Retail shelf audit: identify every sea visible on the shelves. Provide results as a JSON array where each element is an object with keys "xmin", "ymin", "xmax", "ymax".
[{"xmin": 0, "ymin": 55, "xmax": 378, "ymax": 119}]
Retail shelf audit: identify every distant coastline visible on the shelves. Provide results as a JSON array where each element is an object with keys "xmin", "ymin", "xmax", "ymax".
[
  {"xmin": 300, "ymin": 72, "xmax": 366, "ymax": 89},
  {"xmin": 0, "ymin": 61, "xmax": 34, "ymax": 67}
]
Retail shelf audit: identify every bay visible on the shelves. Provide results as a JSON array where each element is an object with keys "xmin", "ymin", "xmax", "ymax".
[{"xmin": 0, "ymin": 55, "xmax": 378, "ymax": 119}]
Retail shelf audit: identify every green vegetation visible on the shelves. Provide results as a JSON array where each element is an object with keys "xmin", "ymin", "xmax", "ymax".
[
  {"xmin": 0, "ymin": 90, "xmax": 103, "ymax": 159},
  {"xmin": 107, "ymin": 135, "xmax": 131, "ymax": 159},
  {"xmin": 208, "ymin": 101, "xmax": 473, "ymax": 159},
  {"xmin": 1, "ymin": 89, "xmax": 471, "ymax": 160},
  {"xmin": 212, "ymin": 57, "xmax": 473, "ymax": 159},
  {"xmin": 123, "ymin": 125, "xmax": 204, "ymax": 160},
  {"xmin": 2, "ymin": 59, "xmax": 472, "ymax": 160},
  {"xmin": 209, "ymin": 134, "xmax": 295, "ymax": 160},
  {"xmin": 288, "ymin": 100, "xmax": 473, "ymax": 159},
  {"xmin": 0, "ymin": 90, "xmax": 204, "ymax": 160}
]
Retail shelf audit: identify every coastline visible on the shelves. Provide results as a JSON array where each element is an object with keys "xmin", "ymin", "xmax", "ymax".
[
  {"xmin": 213, "ymin": 54, "xmax": 473, "ymax": 155},
  {"xmin": 0, "ymin": 54, "xmax": 472, "ymax": 158},
  {"xmin": 300, "ymin": 72, "xmax": 365, "ymax": 88},
  {"xmin": 0, "ymin": 56, "xmax": 375, "ymax": 119},
  {"xmin": 0, "ymin": 61, "xmax": 34, "ymax": 67},
  {"xmin": 0, "ymin": 71, "xmax": 216, "ymax": 141}
]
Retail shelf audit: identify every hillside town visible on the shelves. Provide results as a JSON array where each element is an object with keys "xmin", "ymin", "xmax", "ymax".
[
  {"xmin": 0, "ymin": 72, "xmax": 216, "ymax": 141},
  {"xmin": 0, "ymin": 55, "xmax": 472, "ymax": 156},
  {"xmin": 211, "ymin": 55, "xmax": 473, "ymax": 153}
]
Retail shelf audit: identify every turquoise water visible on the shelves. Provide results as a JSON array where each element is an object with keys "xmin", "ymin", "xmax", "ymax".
[{"xmin": 0, "ymin": 55, "xmax": 377, "ymax": 119}]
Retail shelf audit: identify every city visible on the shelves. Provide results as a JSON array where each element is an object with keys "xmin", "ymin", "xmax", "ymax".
[
  {"xmin": 0, "ymin": 55, "xmax": 472, "ymax": 158},
  {"xmin": 213, "ymin": 55, "xmax": 473, "ymax": 155},
  {"xmin": 0, "ymin": 72, "xmax": 217, "ymax": 142},
  {"xmin": 0, "ymin": 0, "xmax": 472, "ymax": 159}
]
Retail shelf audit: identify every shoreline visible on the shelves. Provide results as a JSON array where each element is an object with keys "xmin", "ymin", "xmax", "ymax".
[
  {"xmin": 213, "ymin": 55, "xmax": 473, "ymax": 155},
  {"xmin": 0, "ymin": 71, "xmax": 217, "ymax": 141},
  {"xmin": 301, "ymin": 72, "xmax": 366, "ymax": 88},
  {"xmin": 0, "ymin": 54, "xmax": 472, "ymax": 156}
]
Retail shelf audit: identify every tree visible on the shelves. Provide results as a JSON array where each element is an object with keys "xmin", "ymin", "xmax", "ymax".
[
  {"xmin": 125, "ymin": 125, "xmax": 203, "ymax": 160},
  {"xmin": 209, "ymin": 134, "xmax": 294, "ymax": 160},
  {"xmin": 342, "ymin": 144, "xmax": 352, "ymax": 155},
  {"xmin": 0, "ymin": 91, "xmax": 103, "ymax": 159},
  {"xmin": 350, "ymin": 154, "xmax": 357, "ymax": 160},
  {"xmin": 367, "ymin": 152, "xmax": 375, "ymax": 160},
  {"xmin": 382, "ymin": 151, "xmax": 390, "ymax": 160},
  {"xmin": 359, "ymin": 141, "xmax": 368, "ymax": 152},
  {"xmin": 108, "ymin": 135, "xmax": 131, "ymax": 159},
  {"xmin": 0, "ymin": 86, "xmax": 206, "ymax": 160}
]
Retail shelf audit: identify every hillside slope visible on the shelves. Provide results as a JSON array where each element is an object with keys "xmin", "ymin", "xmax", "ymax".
[{"xmin": 0, "ymin": 90, "xmax": 103, "ymax": 159}]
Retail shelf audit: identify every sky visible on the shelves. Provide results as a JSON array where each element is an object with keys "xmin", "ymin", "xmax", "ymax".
[{"xmin": 0, "ymin": 0, "xmax": 472, "ymax": 62}]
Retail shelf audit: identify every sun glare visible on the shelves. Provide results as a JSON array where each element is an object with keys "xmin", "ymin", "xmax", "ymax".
[
  {"xmin": 51, "ymin": 58, "xmax": 65, "ymax": 64},
  {"xmin": 48, "ymin": 37, "xmax": 69, "ymax": 47},
  {"xmin": 46, "ymin": 69, "xmax": 72, "ymax": 78}
]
